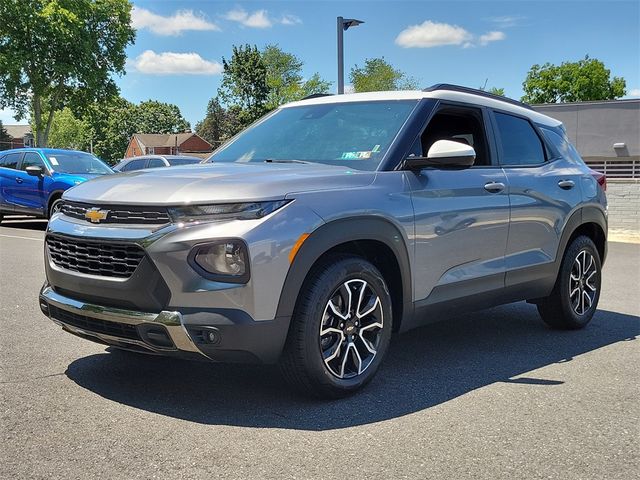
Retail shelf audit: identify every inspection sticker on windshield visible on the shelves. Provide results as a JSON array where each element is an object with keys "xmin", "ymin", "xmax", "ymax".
[
  {"xmin": 49, "ymin": 157, "xmax": 59, "ymax": 165},
  {"xmin": 341, "ymin": 151, "xmax": 372, "ymax": 160}
]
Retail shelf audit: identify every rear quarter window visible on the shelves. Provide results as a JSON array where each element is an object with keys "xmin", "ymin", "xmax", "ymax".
[{"xmin": 540, "ymin": 127, "xmax": 585, "ymax": 164}]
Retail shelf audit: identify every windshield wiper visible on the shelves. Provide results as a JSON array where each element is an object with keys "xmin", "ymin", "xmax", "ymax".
[{"xmin": 263, "ymin": 159, "xmax": 311, "ymax": 164}]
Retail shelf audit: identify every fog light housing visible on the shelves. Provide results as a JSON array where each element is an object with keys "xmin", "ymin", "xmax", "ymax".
[{"xmin": 188, "ymin": 239, "xmax": 250, "ymax": 283}]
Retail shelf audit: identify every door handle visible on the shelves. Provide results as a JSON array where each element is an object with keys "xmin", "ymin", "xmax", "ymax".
[
  {"xmin": 558, "ymin": 180, "xmax": 575, "ymax": 190},
  {"xmin": 15, "ymin": 177, "xmax": 23, "ymax": 184},
  {"xmin": 484, "ymin": 181, "xmax": 505, "ymax": 193}
]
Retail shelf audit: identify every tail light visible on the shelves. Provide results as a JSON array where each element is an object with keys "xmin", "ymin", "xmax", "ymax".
[{"xmin": 590, "ymin": 169, "xmax": 607, "ymax": 192}]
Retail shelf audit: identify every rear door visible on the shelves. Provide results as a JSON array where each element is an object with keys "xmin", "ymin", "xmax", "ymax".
[
  {"xmin": 0, "ymin": 151, "xmax": 24, "ymax": 210},
  {"xmin": 408, "ymin": 102, "xmax": 510, "ymax": 306},
  {"xmin": 491, "ymin": 110, "xmax": 583, "ymax": 293}
]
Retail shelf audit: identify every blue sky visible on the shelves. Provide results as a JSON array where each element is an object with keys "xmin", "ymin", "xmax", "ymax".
[{"xmin": 2, "ymin": 0, "xmax": 639, "ymax": 127}]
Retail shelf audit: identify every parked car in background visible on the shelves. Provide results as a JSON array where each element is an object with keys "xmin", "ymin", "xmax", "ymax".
[
  {"xmin": 113, "ymin": 155, "xmax": 203, "ymax": 172},
  {"xmin": 0, "ymin": 148, "xmax": 112, "ymax": 223}
]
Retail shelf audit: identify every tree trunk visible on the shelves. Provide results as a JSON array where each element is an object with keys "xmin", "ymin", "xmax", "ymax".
[
  {"xmin": 32, "ymin": 95, "xmax": 45, "ymax": 147},
  {"xmin": 43, "ymin": 105, "xmax": 56, "ymax": 147}
]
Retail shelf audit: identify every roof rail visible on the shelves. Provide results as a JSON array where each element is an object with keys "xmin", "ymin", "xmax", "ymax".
[
  {"xmin": 301, "ymin": 93, "xmax": 334, "ymax": 100},
  {"xmin": 424, "ymin": 83, "xmax": 533, "ymax": 111}
]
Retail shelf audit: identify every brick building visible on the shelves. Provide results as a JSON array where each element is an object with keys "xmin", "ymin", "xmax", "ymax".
[
  {"xmin": 124, "ymin": 133, "xmax": 213, "ymax": 159},
  {"xmin": 1, "ymin": 125, "xmax": 35, "ymax": 149}
]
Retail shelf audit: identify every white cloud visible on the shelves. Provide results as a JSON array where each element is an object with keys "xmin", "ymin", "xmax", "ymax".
[
  {"xmin": 280, "ymin": 14, "xmax": 302, "ymax": 26},
  {"xmin": 132, "ymin": 50, "xmax": 223, "ymax": 75},
  {"xmin": 224, "ymin": 8, "xmax": 272, "ymax": 28},
  {"xmin": 396, "ymin": 20, "xmax": 505, "ymax": 48},
  {"xmin": 396, "ymin": 20, "xmax": 473, "ymax": 48},
  {"xmin": 479, "ymin": 31, "xmax": 506, "ymax": 46},
  {"xmin": 628, "ymin": 88, "xmax": 640, "ymax": 97},
  {"xmin": 132, "ymin": 6, "xmax": 219, "ymax": 36},
  {"xmin": 488, "ymin": 15, "xmax": 525, "ymax": 28}
]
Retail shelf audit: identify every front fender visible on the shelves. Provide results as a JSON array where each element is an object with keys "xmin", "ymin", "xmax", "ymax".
[{"xmin": 274, "ymin": 216, "xmax": 413, "ymax": 327}]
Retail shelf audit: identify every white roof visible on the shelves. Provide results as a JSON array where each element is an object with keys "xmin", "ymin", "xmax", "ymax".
[{"xmin": 283, "ymin": 90, "xmax": 562, "ymax": 127}]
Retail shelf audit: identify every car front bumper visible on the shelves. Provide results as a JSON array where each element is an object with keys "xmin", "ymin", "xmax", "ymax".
[{"xmin": 39, "ymin": 284, "xmax": 289, "ymax": 363}]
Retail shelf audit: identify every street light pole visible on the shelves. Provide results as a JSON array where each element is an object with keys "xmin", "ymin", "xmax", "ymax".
[
  {"xmin": 337, "ymin": 16, "xmax": 344, "ymax": 95},
  {"xmin": 337, "ymin": 16, "xmax": 364, "ymax": 94}
]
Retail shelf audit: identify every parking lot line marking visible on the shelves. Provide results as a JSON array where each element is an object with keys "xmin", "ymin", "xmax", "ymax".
[{"xmin": 0, "ymin": 234, "xmax": 44, "ymax": 242}]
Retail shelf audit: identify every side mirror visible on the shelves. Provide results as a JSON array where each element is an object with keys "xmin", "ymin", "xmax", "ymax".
[
  {"xmin": 26, "ymin": 165, "xmax": 45, "ymax": 177},
  {"xmin": 404, "ymin": 140, "xmax": 476, "ymax": 170}
]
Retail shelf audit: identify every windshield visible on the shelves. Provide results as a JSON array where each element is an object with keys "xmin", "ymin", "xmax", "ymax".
[
  {"xmin": 208, "ymin": 100, "xmax": 418, "ymax": 171},
  {"xmin": 167, "ymin": 157, "xmax": 202, "ymax": 166},
  {"xmin": 46, "ymin": 152, "xmax": 112, "ymax": 175}
]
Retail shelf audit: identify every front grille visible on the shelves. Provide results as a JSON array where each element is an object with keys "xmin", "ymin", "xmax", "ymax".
[
  {"xmin": 49, "ymin": 305, "xmax": 141, "ymax": 340},
  {"xmin": 46, "ymin": 235, "xmax": 145, "ymax": 278},
  {"xmin": 60, "ymin": 201, "xmax": 171, "ymax": 225}
]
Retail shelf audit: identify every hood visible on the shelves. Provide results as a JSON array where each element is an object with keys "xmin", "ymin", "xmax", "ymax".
[
  {"xmin": 63, "ymin": 162, "xmax": 376, "ymax": 205},
  {"xmin": 54, "ymin": 172, "xmax": 108, "ymax": 185}
]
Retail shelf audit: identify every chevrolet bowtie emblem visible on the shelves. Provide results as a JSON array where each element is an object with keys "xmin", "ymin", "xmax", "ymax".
[{"xmin": 84, "ymin": 207, "xmax": 109, "ymax": 223}]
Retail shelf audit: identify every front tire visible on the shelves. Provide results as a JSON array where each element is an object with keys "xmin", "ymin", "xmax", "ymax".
[
  {"xmin": 280, "ymin": 255, "xmax": 393, "ymax": 398},
  {"xmin": 537, "ymin": 235, "xmax": 602, "ymax": 329},
  {"xmin": 48, "ymin": 198, "xmax": 62, "ymax": 219}
]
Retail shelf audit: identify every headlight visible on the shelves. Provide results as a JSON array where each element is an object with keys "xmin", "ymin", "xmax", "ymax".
[
  {"xmin": 168, "ymin": 200, "xmax": 289, "ymax": 223},
  {"xmin": 188, "ymin": 240, "xmax": 250, "ymax": 283}
]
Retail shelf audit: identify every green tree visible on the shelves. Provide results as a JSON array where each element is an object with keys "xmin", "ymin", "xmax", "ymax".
[
  {"xmin": 92, "ymin": 97, "xmax": 138, "ymax": 164},
  {"xmin": 262, "ymin": 45, "xmax": 331, "ymax": 108},
  {"xmin": 75, "ymin": 97, "xmax": 191, "ymax": 164},
  {"xmin": 522, "ymin": 56, "xmax": 626, "ymax": 104},
  {"xmin": 487, "ymin": 87, "xmax": 505, "ymax": 96},
  {"xmin": 135, "ymin": 100, "xmax": 190, "ymax": 134},
  {"xmin": 47, "ymin": 107, "xmax": 92, "ymax": 151},
  {"xmin": 195, "ymin": 97, "xmax": 240, "ymax": 148},
  {"xmin": 350, "ymin": 58, "xmax": 419, "ymax": 93},
  {"xmin": 0, "ymin": 0, "xmax": 135, "ymax": 147},
  {"xmin": 219, "ymin": 45, "xmax": 270, "ymax": 127},
  {"xmin": 0, "ymin": 121, "xmax": 11, "ymax": 151}
]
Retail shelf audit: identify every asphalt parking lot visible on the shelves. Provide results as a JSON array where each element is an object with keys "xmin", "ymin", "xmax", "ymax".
[{"xmin": 1, "ymin": 218, "xmax": 638, "ymax": 480}]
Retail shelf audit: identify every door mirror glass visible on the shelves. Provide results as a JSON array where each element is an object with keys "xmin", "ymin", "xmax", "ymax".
[
  {"xmin": 404, "ymin": 140, "xmax": 476, "ymax": 170},
  {"xmin": 25, "ymin": 165, "xmax": 45, "ymax": 177}
]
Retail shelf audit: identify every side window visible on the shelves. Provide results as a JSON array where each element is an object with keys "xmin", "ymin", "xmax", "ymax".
[
  {"xmin": 540, "ymin": 127, "xmax": 585, "ymax": 164},
  {"xmin": 494, "ymin": 112, "xmax": 546, "ymax": 166},
  {"xmin": 412, "ymin": 105, "xmax": 491, "ymax": 166},
  {"xmin": 20, "ymin": 152, "xmax": 46, "ymax": 171},
  {"xmin": 123, "ymin": 159, "xmax": 146, "ymax": 171},
  {"xmin": 148, "ymin": 158, "xmax": 165, "ymax": 168},
  {"xmin": 0, "ymin": 152, "xmax": 22, "ymax": 170}
]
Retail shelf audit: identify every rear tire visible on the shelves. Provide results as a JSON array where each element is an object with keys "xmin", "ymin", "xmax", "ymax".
[
  {"xmin": 0, "ymin": 212, "xmax": 3, "ymax": 224},
  {"xmin": 279, "ymin": 255, "xmax": 393, "ymax": 398},
  {"xmin": 537, "ymin": 235, "xmax": 601, "ymax": 329}
]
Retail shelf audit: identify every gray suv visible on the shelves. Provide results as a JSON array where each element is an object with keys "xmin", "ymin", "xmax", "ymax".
[{"xmin": 39, "ymin": 85, "xmax": 607, "ymax": 398}]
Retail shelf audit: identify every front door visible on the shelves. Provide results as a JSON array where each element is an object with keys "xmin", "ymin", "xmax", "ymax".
[
  {"xmin": 408, "ymin": 103, "xmax": 510, "ymax": 307},
  {"xmin": 12, "ymin": 151, "xmax": 49, "ymax": 215}
]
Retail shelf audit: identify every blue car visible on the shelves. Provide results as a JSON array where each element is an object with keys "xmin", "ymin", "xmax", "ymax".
[{"xmin": 0, "ymin": 148, "xmax": 113, "ymax": 223}]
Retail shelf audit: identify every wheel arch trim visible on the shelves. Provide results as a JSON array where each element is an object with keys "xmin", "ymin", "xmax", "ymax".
[
  {"xmin": 556, "ymin": 206, "xmax": 607, "ymax": 271},
  {"xmin": 274, "ymin": 216, "xmax": 413, "ymax": 325}
]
